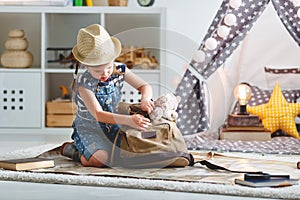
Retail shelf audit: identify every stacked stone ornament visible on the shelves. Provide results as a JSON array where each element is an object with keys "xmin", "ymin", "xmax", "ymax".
[{"xmin": 1, "ymin": 29, "xmax": 33, "ymax": 68}]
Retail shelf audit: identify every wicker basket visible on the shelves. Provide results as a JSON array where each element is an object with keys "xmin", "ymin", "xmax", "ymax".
[{"xmin": 108, "ymin": 0, "xmax": 128, "ymax": 6}]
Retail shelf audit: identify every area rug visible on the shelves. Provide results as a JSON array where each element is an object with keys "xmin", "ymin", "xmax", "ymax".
[{"xmin": 1, "ymin": 143, "xmax": 300, "ymax": 199}]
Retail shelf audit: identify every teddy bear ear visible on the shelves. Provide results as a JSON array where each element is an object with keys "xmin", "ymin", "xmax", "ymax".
[{"xmin": 176, "ymin": 96, "xmax": 181, "ymax": 103}]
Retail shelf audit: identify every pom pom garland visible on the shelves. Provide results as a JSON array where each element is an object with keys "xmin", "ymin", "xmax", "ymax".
[
  {"xmin": 293, "ymin": 0, "xmax": 300, "ymax": 7},
  {"xmin": 193, "ymin": 0, "xmax": 242, "ymax": 63},
  {"xmin": 229, "ymin": 0, "xmax": 242, "ymax": 9},
  {"xmin": 205, "ymin": 37, "xmax": 218, "ymax": 50},
  {"xmin": 193, "ymin": 50, "xmax": 206, "ymax": 63},
  {"xmin": 217, "ymin": 25, "xmax": 230, "ymax": 39},
  {"xmin": 224, "ymin": 13, "xmax": 237, "ymax": 26}
]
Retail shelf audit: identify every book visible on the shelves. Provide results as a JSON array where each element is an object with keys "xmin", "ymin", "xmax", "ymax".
[
  {"xmin": 235, "ymin": 178, "xmax": 299, "ymax": 188},
  {"xmin": 74, "ymin": 0, "xmax": 82, "ymax": 6},
  {"xmin": 227, "ymin": 114, "xmax": 261, "ymax": 127},
  {"xmin": 224, "ymin": 125, "xmax": 265, "ymax": 131},
  {"xmin": 219, "ymin": 127, "xmax": 271, "ymax": 141},
  {"xmin": 86, "ymin": 0, "xmax": 93, "ymax": 6},
  {"xmin": 0, "ymin": 157, "xmax": 55, "ymax": 171}
]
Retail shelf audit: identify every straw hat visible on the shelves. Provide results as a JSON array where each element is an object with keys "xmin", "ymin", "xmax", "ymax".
[{"xmin": 72, "ymin": 24, "xmax": 121, "ymax": 66}]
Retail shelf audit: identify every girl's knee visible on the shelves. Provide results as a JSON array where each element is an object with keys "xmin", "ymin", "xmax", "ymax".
[
  {"xmin": 80, "ymin": 150, "xmax": 109, "ymax": 168},
  {"xmin": 81, "ymin": 159, "xmax": 106, "ymax": 168}
]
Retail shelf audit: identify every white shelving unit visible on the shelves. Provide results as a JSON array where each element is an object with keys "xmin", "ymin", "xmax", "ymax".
[{"xmin": 0, "ymin": 6, "xmax": 166, "ymax": 137}]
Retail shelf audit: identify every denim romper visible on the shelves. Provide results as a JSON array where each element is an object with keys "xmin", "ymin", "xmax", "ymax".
[{"xmin": 71, "ymin": 64, "xmax": 125, "ymax": 161}]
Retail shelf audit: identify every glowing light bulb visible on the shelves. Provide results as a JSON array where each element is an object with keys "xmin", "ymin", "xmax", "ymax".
[{"xmin": 234, "ymin": 83, "xmax": 252, "ymax": 115}]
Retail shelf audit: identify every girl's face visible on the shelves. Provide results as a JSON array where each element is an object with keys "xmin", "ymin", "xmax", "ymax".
[{"xmin": 86, "ymin": 61, "xmax": 114, "ymax": 82}]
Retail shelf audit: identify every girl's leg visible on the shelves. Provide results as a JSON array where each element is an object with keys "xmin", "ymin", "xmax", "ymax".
[
  {"xmin": 80, "ymin": 149, "xmax": 109, "ymax": 168},
  {"xmin": 60, "ymin": 142, "xmax": 81, "ymax": 162}
]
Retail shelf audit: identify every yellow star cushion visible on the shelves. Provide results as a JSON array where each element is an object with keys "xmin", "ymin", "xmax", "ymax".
[{"xmin": 247, "ymin": 82, "xmax": 300, "ymax": 139}]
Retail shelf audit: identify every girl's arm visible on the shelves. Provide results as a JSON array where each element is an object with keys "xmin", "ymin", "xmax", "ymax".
[
  {"xmin": 78, "ymin": 86, "xmax": 151, "ymax": 130},
  {"xmin": 124, "ymin": 68, "xmax": 154, "ymax": 114}
]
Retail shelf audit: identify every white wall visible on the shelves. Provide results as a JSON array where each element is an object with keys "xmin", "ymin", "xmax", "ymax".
[
  {"xmin": 144, "ymin": 0, "xmax": 226, "ymax": 131},
  {"xmin": 129, "ymin": 0, "xmax": 223, "ymax": 92}
]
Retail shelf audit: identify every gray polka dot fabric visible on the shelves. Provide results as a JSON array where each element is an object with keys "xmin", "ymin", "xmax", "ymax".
[{"xmin": 176, "ymin": 70, "xmax": 209, "ymax": 136}]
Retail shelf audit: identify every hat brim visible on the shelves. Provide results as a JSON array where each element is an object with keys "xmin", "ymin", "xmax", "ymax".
[{"xmin": 72, "ymin": 36, "xmax": 121, "ymax": 66}]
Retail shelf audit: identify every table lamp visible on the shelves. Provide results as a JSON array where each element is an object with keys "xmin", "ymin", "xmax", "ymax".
[
  {"xmin": 233, "ymin": 83, "xmax": 252, "ymax": 115},
  {"xmin": 221, "ymin": 83, "xmax": 268, "ymax": 141},
  {"xmin": 227, "ymin": 83, "xmax": 260, "ymax": 127}
]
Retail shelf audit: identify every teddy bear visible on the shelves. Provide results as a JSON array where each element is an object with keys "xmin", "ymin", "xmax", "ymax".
[{"xmin": 149, "ymin": 93, "xmax": 181, "ymax": 122}]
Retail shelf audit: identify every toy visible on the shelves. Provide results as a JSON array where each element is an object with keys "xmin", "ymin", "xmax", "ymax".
[
  {"xmin": 60, "ymin": 85, "xmax": 70, "ymax": 99},
  {"xmin": 46, "ymin": 47, "xmax": 75, "ymax": 68},
  {"xmin": 149, "ymin": 93, "xmax": 181, "ymax": 121},
  {"xmin": 115, "ymin": 46, "xmax": 158, "ymax": 69},
  {"xmin": 1, "ymin": 29, "xmax": 33, "ymax": 68}
]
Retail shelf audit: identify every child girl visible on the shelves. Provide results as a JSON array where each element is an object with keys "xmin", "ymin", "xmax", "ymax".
[{"xmin": 60, "ymin": 24, "xmax": 154, "ymax": 168}]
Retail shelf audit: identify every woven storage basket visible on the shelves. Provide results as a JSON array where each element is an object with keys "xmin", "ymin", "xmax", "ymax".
[{"xmin": 108, "ymin": 0, "xmax": 128, "ymax": 6}]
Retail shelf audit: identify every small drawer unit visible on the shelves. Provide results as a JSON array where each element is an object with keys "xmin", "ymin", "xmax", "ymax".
[{"xmin": 0, "ymin": 72, "xmax": 42, "ymax": 128}]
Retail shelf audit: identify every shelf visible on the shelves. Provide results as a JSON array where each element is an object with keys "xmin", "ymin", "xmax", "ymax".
[
  {"xmin": 0, "ymin": 68, "xmax": 42, "ymax": 73},
  {"xmin": 0, "ymin": 6, "xmax": 164, "ymax": 14},
  {"xmin": 44, "ymin": 68, "xmax": 76, "ymax": 73},
  {"xmin": 0, "ymin": 6, "xmax": 166, "ymax": 134}
]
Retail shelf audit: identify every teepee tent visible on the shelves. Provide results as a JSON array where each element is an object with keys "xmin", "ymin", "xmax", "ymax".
[{"xmin": 175, "ymin": 0, "xmax": 300, "ymax": 145}]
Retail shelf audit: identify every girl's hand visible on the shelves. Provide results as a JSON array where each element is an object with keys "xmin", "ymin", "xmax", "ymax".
[
  {"xmin": 128, "ymin": 114, "xmax": 152, "ymax": 131},
  {"xmin": 140, "ymin": 98, "xmax": 154, "ymax": 114}
]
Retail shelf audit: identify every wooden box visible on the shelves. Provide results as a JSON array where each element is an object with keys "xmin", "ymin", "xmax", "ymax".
[
  {"xmin": 46, "ymin": 101, "xmax": 77, "ymax": 127},
  {"xmin": 46, "ymin": 101, "xmax": 76, "ymax": 114},
  {"xmin": 46, "ymin": 114, "xmax": 74, "ymax": 127}
]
